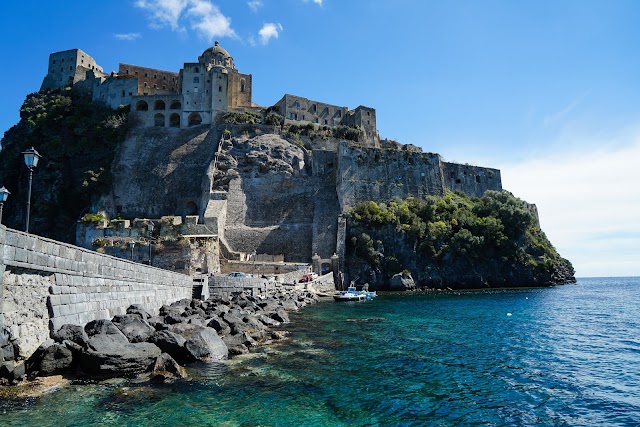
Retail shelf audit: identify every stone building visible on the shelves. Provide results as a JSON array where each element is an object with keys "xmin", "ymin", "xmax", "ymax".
[
  {"xmin": 41, "ymin": 42, "xmax": 254, "ymax": 129},
  {"xmin": 274, "ymin": 94, "xmax": 378, "ymax": 147}
]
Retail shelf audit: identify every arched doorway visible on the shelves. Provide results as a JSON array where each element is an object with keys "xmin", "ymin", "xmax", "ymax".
[
  {"xmin": 154, "ymin": 113, "xmax": 165, "ymax": 127},
  {"xmin": 135, "ymin": 100, "xmax": 148, "ymax": 111},
  {"xmin": 169, "ymin": 113, "xmax": 180, "ymax": 128},
  {"xmin": 154, "ymin": 100, "xmax": 166, "ymax": 110},
  {"xmin": 188, "ymin": 112, "xmax": 202, "ymax": 127}
]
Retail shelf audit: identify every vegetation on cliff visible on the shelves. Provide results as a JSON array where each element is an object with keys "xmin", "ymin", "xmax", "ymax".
[
  {"xmin": 345, "ymin": 190, "xmax": 576, "ymax": 289},
  {"xmin": 0, "ymin": 91, "xmax": 130, "ymax": 241}
]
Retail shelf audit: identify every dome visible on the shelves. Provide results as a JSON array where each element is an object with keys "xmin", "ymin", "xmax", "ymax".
[{"xmin": 198, "ymin": 41, "xmax": 235, "ymax": 69}]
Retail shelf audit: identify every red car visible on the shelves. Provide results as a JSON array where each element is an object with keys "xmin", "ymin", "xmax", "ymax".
[{"xmin": 298, "ymin": 273, "xmax": 314, "ymax": 283}]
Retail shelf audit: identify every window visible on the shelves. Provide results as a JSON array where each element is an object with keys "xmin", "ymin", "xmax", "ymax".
[
  {"xmin": 125, "ymin": 69, "xmax": 129, "ymax": 74},
  {"xmin": 154, "ymin": 74, "xmax": 157, "ymax": 79},
  {"xmin": 144, "ymin": 82, "xmax": 148, "ymax": 87},
  {"xmin": 218, "ymin": 86, "xmax": 222, "ymax": 92},
  {"xmin": 295, "ymin": 100, "xmax": 300, "ymax": 108},
  {"xmin": 135, "ymin": 71, "xmax": 139, "ymax": 75},
  {"xmin": 193, "ymin": 77, "xmax": 199, "ymax": 83},
  {"xmin": 241, "ymin": 78, "xmax": 245, "ymax": 92},
  {"xmin": 301, "ymin": 115, "xmax": 305, "ymax": 121},
  {"xmin": 367, "ymin": 120, "xmax": 370, "ymax": 125},
  {"xmin": 163, "ymin": 76, "xmax": 166, "ymax": 80},
  {"xmin": 121, "ymin": 90, "xmax": 125, "ymax": 97},
  {"xmin": 163, "ymin": 85, "xmax": 167, "ymax": 89},
  {"xmin": 367, "ymin": 111, "xmax": 370, "ymax": 116},
  {"xmin": 312, "ymin": 104, "xmax": 317, "ymax": 112},
  {"xmin": 53, "ymin": 60, "xmax": 56, "ymax": 64},
  {"xmin": 153, "ymin": 84, "xmax": 157, "ymax": 88},
  {"xmin": 476, "ymin": 176, "xmax": 481, "ymax": 183},
  {"xmin": 194, "ymin": 66, "xmax": 200, "ymax": 73},
  {"xmin": 62, "ymin": 58, "xmax": 64, "ymax": 62},
  {"xmin": 324, "ymin": 119, "xmax": 328, "ymax": 125},
  {"xmin": 144, "ymin": 73, "xmax": 148, "ymax": 77}
]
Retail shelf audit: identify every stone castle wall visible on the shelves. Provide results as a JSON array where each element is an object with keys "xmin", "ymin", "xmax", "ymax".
[{"xmin": 0, "ymin": 225, "xmax": 193, "ymax": 359}]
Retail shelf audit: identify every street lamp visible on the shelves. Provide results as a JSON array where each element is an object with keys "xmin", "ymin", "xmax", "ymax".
[
  {"xmin": 130, "ymin": 241, "xmax": 135, "ymax": 261},
  {"xmin": 147, "ymin": 221, "xmax": 155, "ymax": 266},
  {"xmin": 0, "ymin": 186, "xmax": 10, "ymax": 224},
  {"xmin": 22, "ymin": 147, "xmax": 42, "ymax": 233}
]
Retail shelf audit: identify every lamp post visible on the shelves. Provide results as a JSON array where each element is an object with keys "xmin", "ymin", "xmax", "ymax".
[
  {"xmin": 147, "ymin": 221, "xmax": 155, "ymax": 266},
  {"xmin": 22, "ymin": 147, "xmax": 42, "ymax": 233},
  {"xmin": 0, "ymin": 186, "xmax": 10, "ymax": 224},
  {"xmin": 130, "ymin": 241, "xmax": 135, "ymax": 261}
]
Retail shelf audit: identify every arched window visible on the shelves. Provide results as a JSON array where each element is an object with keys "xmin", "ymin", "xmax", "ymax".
[
  {"xmin": 154, "ymin": 100, "xmax": 165, "ymax": 110},
  {"xmin": 188, "ymin": 112, "xmax": 202, "ymax": 127},
  {"xmin": 169, "ymin": 113, "xmax": 180, "ymax": 128},
  {"xmin": 135, "ymin": 100, "xmax": 148, "ymax": 111},
  {"xmin": 170, "ymin": 100, "xmax": 182, "ymax": 109},
  {"xmin": 193, "ymin": 77, "xmax": 200, "ymax": 83},
  {"xmin": 154, "ymin": 113, "xmax": 165, "ymax": 127},
  {"xmin": 240, "ymin": 78, "xmax": 245, "ymax": 93}
]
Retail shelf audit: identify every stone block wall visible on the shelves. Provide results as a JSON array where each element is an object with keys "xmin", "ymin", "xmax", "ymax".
[
  {"xmin": 1, "ymin": 225, "xmax": 193, "ymax": 359},
  {"xmin": 207, "ymin": 275, "xmax": 272, "ymax": 298}
]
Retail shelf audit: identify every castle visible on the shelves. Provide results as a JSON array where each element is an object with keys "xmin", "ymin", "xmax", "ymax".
[
  {"xmin": 43, "ymin": 43, "xmax": 502, "ymax": 277},
  {"xmin": 40, "ymin": 43, "xmax": 378, "ymax": 144}
]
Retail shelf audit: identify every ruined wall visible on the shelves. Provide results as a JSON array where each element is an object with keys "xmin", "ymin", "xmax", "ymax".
[
  {"xmin": 93, "ymin": 76, "xmax": 139, "ymax": 109},
  {"xmin": 443, "ymin": 162, "xmax": 502, "ymax": 197},
  {"xmin": 228, "ymin": 71, "xmax": 252, "ymax": 109},
  {"xmin": 336, "ymin": 142, "xmax": 445, "ymax": 210},
  {"xmin": 0, "ymin": 225, "xmax": 192, "ymax": 359},
  {"xmin": 119, "ymin": 64, "xmax": 179, "ymax": 94}
]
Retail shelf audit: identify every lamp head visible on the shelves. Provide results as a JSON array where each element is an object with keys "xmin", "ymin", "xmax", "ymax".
[{"xmin": 22, "ymin": 147, "xmax": 42, "ymax": 170}]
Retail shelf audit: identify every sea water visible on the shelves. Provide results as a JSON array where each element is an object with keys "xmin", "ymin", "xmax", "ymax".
[{"xmin": 1, "ymin": 277, "xmax": 639, "ymax": 426}]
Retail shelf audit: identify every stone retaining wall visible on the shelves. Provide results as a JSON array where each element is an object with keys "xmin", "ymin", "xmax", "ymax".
[
  {"xmin": 0, "ymin": 225, "xmax": 193, "ymax": 359},
  {"xmin": 207, "ymin": 275, "xmax": 273, "ymax": 298}
]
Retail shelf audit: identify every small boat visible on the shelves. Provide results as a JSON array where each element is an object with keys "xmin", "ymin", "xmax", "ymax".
[{"xmin": 333, "ymin": 287, "xmax": 366, "ymax": 302}]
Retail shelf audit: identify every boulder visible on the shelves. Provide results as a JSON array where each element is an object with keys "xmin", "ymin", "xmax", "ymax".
[
  {"xmin": 147, "ymin": 316, "xmax": 169, "ymax": 331},
  {"xmin": 112, "ymin": 315, "xmax": 156, "ymax": 343},
  {"xmin": 168, "ymin": 324, "xmax": 228, "ymax": 361},
  {"xmin": 151, "ymin": 352, "xmax": 186, "ymax": 381},
  {"xmin": 126, "ymin": 304, "xmax": 152, "ymax": 320},
  {"xmin": 269, "ymin": 308, "xmax": 290, "ymax": 323},
  {"xmin": 53, "ymin": 324, "xmax": 90, "ymax": 348},
  {"xmin": 256, "ymin": 314, "xmax": 281, "ymax": 327},
  {"xmin": 29, "ymin": 343, "xmax": 74, "ymax": 376},
  {"xmin": 81, "ymin": 335, "xmax": 161, "ymax": 378},
  {"xmin": 222, "ymin": 333, "xmax": 258, "ymax": 356},
  {"xmin": 207, "ymin": 315, "xmax": 232, "ymax": 337},
  {"xmin": 84, "ymin": 320, "xmax": 129, "ymax": 343},
  {"xmin": 389, "ymin": 273, "xmax": 416, "ymax": 291},
  {"xmin": 148, "ymin": 330, "xmax": 188, "ymax": 363}
]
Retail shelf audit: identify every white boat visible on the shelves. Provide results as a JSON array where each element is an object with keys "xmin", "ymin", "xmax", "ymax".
[{"xmin": 333, "ymin": 287, "xmax": 366, "ymax": 302}]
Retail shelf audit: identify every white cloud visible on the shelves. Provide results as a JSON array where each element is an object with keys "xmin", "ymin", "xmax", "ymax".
[
  {"xmin": 258, "ymin": 22, "xmax": 283, "ymax": 45},
  {"xmin": 499, "ymin": 128, "xmax": 640, "ymax": 277},
  {"xmin": 114, "ymin": 32, "xmax": 142, "ymax": 41},
  {"xmin": 302, "ymin": 0, "xmax": 323, "ymax": 6},
  {"xmin": 187, "ymin": 0, "xmax": 237, "ymax": 39},
  {"xmin": 247, "ymin": 0, "xmax": 263, "ymax": 12},
  {"xmin": 135, "ymin": 0, "xmax": 236, "ymax": 40}
]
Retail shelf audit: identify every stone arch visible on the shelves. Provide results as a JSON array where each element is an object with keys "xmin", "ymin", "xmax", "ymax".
[
  {"xmin": 154, "ymin": 100, "xmax": 166, "ymax": 110},
  {"xmin": 170, "ymin": 100, "xmax": 182, "ymax": 109},
  {"xmin": 188, "ymin": 112, "xmax": 202, "ymax": 127},
  {"xmin": 186, "ymin": 201, "xmax": 198, "ymax": 215},
  {"xmin": 154, "ymin": 113, "xmax": 165, "ymax": 127},
  {"xmin": 169, "ymin": 113, "xmax": 180, "ymax": 128},
  {"xmin": 135, "ymin": 100, "xmax": 148, "ymax": 111}
]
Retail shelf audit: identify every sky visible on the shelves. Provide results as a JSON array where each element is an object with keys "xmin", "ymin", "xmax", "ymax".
[{"xmin": 0, "ymin": 0, "xmax": 639, "ymax": 277}]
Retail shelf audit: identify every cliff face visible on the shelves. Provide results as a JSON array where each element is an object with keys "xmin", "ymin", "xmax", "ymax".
[
  {"xmin": 0, "ymin": 91, "xmax": 130, "ymax": 242},
  {"xmin": 344, "ymin": 191, "xmax": 576, "ymax": 289}
]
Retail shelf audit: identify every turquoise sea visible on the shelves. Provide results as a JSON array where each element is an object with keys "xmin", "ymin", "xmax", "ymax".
[{"xmin": 2, "ymin": 277, "xmax": 639, "ymax": 426}]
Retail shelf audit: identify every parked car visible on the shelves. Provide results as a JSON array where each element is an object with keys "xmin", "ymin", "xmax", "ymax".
[
  {"xmin": 228, "ymin": 272, "xmax": 247, "ymax": 278},
  {"xmin": 299, "ymin": 273, "xmax": 314, "ymax": 283}
]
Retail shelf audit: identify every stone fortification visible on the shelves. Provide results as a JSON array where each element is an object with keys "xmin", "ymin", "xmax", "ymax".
[{"xmin": 0, "ymin": 225, "xmax": 192, "ymax": 360}]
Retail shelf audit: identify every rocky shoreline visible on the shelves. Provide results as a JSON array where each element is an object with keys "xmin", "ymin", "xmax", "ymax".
[{"xmin": 0, "ymin": 287, "xmax": 319, "ymax": 389}]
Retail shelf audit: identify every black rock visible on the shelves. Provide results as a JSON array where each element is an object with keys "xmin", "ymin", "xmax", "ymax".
[
  {"xmin": 84, "ymin": 319, "xmax": 128, "ymax": 342},
  {"xmin": 152, "ymin": 352, "xmax": 186, "ymax": 380},
  {"xmin": 81, "ymin": 336, "xmax": 161, "ymax": 378},
  {"xmin": 126, "ymin": 304, "xmax": 152, "ymax": 320},
  {"xmin": 112, "ymin": 314, "xmax": 156, "ymax": 343},
  {"xmin": 30, "ymin": 343, "xmax": 74, "ymax": 376},
  {"xmin": 207, "ymin": 315, "xmax": 231, "ymax": 337},
  {"xmin": 148, "ymin": 330, "xmax": 188, "ymax": 363},
  {"xmin": 53, "ymin": 324, "xmax": 90, "ymax": 348},
  {"xmin": 168, "ymin": 324, "xmax": 228, "ymax": 361}
]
